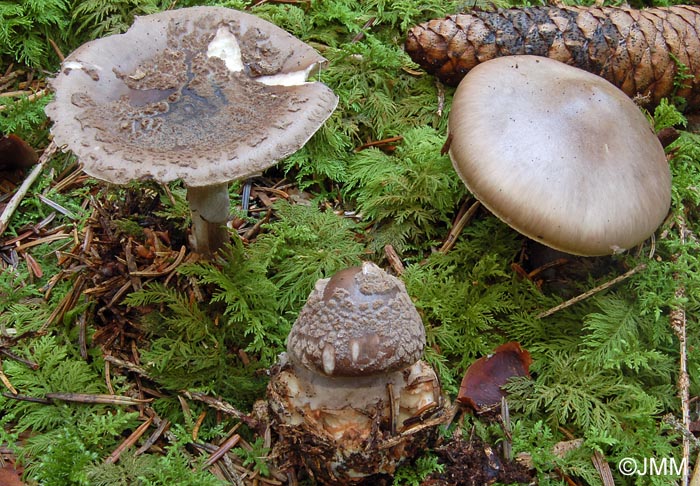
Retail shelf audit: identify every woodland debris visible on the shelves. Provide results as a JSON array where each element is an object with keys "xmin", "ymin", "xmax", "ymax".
[
  {"xmin": 423, "ymin": 433, "xmax": 532, "ymax": 485},
  {"xmin": 537, "ymin": 263, "xmax": 646, "ymax": 318},
  {"xmin": 669, "ymin": 215, "xmax": 693, "ymax": 485},
  {"xmin": 457, "ymin": 342, "xmax": 531, "ymax": 413},
  {"xmin": 0, "ymin": 141, "xmax": 58, "ymax": 237},
  {"xmin": 439, "ymin": 199, "xmax": 479, "ymax": 253},
  {"xmin": 405, "ymin": 5, "xmax": 700, "ymax": 109},
  {"xmin": 104, "ymin": 416, "xmax": 154, "ymax": 464},
  {"xmin": 44, "ymin": 392, "xmax": 153, "ymax": 405},
  {"xmin": 0, "ymin": 133, "xmax": 38, "ymax": 170}
]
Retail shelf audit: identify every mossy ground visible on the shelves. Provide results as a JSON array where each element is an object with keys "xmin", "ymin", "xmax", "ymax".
[{"xmin": 1, "ymin": 0, "xmax": 699, "ymax": 485}]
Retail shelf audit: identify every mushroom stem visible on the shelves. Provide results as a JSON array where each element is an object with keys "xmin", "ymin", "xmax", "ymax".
[{"xmin": 186, "ymin": 183, "xmax": 230, "ymax": 257}]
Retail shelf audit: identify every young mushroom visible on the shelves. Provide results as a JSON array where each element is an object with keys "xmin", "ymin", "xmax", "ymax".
[
  {"xmin": 267, "ymin": 262, "xmax": 445, "ymax": 484},
  {"xmin": 447, "ymin": 55, "xmax": 671, "ymax": 256},
  {"xmin": 45, "ymin": 6, "xmax": 338, "ymax": 256}
]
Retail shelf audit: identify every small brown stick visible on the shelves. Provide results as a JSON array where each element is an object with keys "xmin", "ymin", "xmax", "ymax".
[
  {"xmin": 0, "ymin": 90, "xmax": 33, "ymax": 98},
  {"xmin": 45, "ymin": 392, "xmax": 153, "ymax": 405},
  {"xmin": 0, "ymin": 141, "xmax": 58, "ymax": 237},
  {"xmin": 77, "ymin": 306, "xmax": 88, "ymax": 360},
  {"xmin": 192, "ymin": 411, "xmax": 207, "ymax": 442},
  {"xmin": 439, "ymin": 200, "xmax": 480, "ymax": 253},
  {"xmin": 591, "ymin": 450, "xmax": 615, "ymax": 486},
  {"xmin": 691, "ymin": 455, "xmax": 700, "ymax": 486},
  {"xmin": 14, "ymin": 232, "xmax": 72, "ymax": 251},
  {"xmin": 183, "ymin": 391, "xmax": 257, "ymax": 428},
  {"xmin": 0, "ymin": 89, "xmax": 49, "ymax": 112},
  {"xmin": 670, "ymin": 216, "xmax": 691, "ymax": 486},
  {"xmin": 202, "ymin": 433, "xmax": 241, "ymax": 469},
  {"xmin": 0, "ymin": 365, "xmax": 18, "ymax": 395},
  {"xmin": 129, "ymin": 245, "xmax": 187, "ymax": 277},
  {"xmin": 353, "ymin": 135, "xmax": 404, "ymax": 152},
  {"xmin": 2, "ymin": 392, "xmax": 51, "ymax": 404},
  {"xmin": 135, "ymin": 417, "xmax": 171, "ymax": 455},
  {"xmin": 384, "ymin": 244, "xmax": 405, "ymax": 275},
  {"xmin": 0, "ymin": 348, "xmax": 39, "ymax": 370},
  {"xmin": 104, "ymin": 359, "xmax": 115, "ymax": 395},
  {"xmin": 48, "ymin": 38, "xmax": 64, "ymax": 62},
  {"xmin": 0, "ymin": 71, "xmax": 21, "ymax": 90},
  {"xmin": 103, "ymin": 354, "xmax": 150, "ymax": 378},
  {"xmin": 500, "ymin": 397, "xmax": 512, "ymax": 460},
  {"xmin": 436, "ymin": 80, "xmax": 445, "ymax": 117},
  {"xmin": 124, "ymin": 238, "xmax": 142, "ymax": 291},
  {"xmin": 350, "ymin": 17, "xmax": 376, "ymax": 43},
  {"xmin": 41, "ymin": 273, "xmax": 85, "ymax": 333},
  {"xmin": 104, "ymin": 416, "xmax": 154, "ymax": 464},
  {"xmin": 537, "ymin": 264, "xmax": 646, "ymax": 319}
]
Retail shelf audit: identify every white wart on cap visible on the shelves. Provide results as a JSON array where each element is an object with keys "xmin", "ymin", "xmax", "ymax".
[
  {"xmin": 45, "ymin": 7, "xmax": 338, "ymax": 255},
  {"xmin": 448, "ymin": 55, "xmax": 671, "ymax": 256}
]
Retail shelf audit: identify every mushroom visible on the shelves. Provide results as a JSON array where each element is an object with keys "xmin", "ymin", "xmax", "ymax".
[
  {"xmin": 45, "ymin": 7, "xmax": 338, "ymax": 256},
  {"xmin": 447, "ymin": 55, "xmax": 671, "ymax": 256},
  {"xmin": 267, "ymin": 262, "xmax": 445, "ymax": 484}
]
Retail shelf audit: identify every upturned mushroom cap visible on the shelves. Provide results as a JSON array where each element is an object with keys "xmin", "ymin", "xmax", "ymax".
[
  {"xmin": 45, "ymin": 6, "xmax": 338, "ymax": 187},
  {"xmin": 448, "ymin": 55, "xmax": 671, "ymax": 256},
  {"xmin": 286, "ymin": 262, "xmax": 426, "ymax": 377}
]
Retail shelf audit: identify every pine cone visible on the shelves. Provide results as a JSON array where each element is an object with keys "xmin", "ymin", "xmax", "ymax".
[{"xmin": 405, "ymin": 6, "xmax": 700, "ymax": 109}]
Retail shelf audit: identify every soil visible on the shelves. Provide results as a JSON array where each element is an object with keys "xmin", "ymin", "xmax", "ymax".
[{"xmin": 422, "ymin": 435, "xmax": 533, "ymax": 486}]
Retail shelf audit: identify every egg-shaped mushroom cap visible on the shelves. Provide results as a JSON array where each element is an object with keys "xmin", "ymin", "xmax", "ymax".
[
  {"xmin": 45, "ymin": 7, "xmax": 338, "ymax": 187},
  {"xmin": 448, "ymin": 55, "xmax": 671, "ymax": 256},
  {"xmin": 287, "ymin": 262, "xmax": 426, "ymax": 377}
]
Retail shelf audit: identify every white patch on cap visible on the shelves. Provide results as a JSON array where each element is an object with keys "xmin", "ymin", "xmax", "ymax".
[
  {"xmin": 207, "ymin": 26, "xmax": 243, "ymax": 72},
  {"xmin": 351, "ymin": 339, "xmax": 360, "ymax": 363},
  {"xmin": 257, "ymin": 64, "xmax": 314, "ymax": 86},
  {"xmin": 63, "ymin": 61, "xmax": 85, "ymax": 70},
  {"xmin": 322, "ymin": 344, "xmax": 336, "ymax": 375}
]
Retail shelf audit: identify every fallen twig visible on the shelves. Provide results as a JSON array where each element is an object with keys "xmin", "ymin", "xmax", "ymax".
[
  {"xmin": 670, "ymin": 216, "xmax": 691, "ymax": 486},
  {"xmin": 0, "ymin": 141, "xmax": 58, "ymax": 237},
  {"xmin": 0, "ymin": 88, "xmax": 49, "ymax": 112},
  {"xmin": 182, "ymin": 391, "xmax": 257, "ymax": 428},
  {"xmin": 135, "ymin": 417, "xmax": 171, "ymax": 455},
  {"xmin": 104, "ymin": 416, "xmax": 154, "ymax": 464},
  {"xmin": 45, "ymin": 392, "xmax": 153, "ymax": 405},
  {"xmin": 384, "ymin": 244, "xmax": 404, "ymax": 275},
  {"xmin": 0, "ymin": 366, "xmax": 18, "ymax": 395},
  {"xmin": 439, "ymin": 199, "xmax": 480, "ymax": 253},
  {"xmin": 129, "ymin": 245, "xmax": 187, "ymax": 277},
  {"xmin": 202, "ymin": 433, "xmax": 241, "ymax": 469},
  {"xmin": 103, "ymin": 355, "xmax": 150, "ymax": 378},
  {"xmin": 537, "ymin": 263, "xmax": 646, "ymax": 319}
]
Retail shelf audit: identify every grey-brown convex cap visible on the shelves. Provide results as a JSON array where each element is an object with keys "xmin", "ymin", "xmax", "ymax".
[
  {"xmin": 287, "ymin": 262, "xmax": 426, "ymax": 377},
  {"xmin": 45, "ymin": 7, "xmax": 338, "ymax": 187},
  {"xmin": 448, "ymin": 55, "xmax": 671, "ymax": 256}
]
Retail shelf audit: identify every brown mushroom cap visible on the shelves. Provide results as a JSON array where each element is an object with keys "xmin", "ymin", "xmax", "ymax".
[
  {"xmin": 448, "ymin": 55, "xmax": 671, "ymax": 256},
  {"xmin": 45, "ymin": 6, "xmax": 338, "ymax": 187},
  {"xmin": 286, "ymin": 262, "xmax": 426, "ymax": 377}
]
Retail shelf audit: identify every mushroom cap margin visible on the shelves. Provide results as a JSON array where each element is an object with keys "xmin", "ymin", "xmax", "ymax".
[
  {"xmin": 448, "ymin": 55, "xmax": 671, "ymax": 256},
  {"xmin": 45, "ymin": 6, "xmax": 338, "ymax": 187}
]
